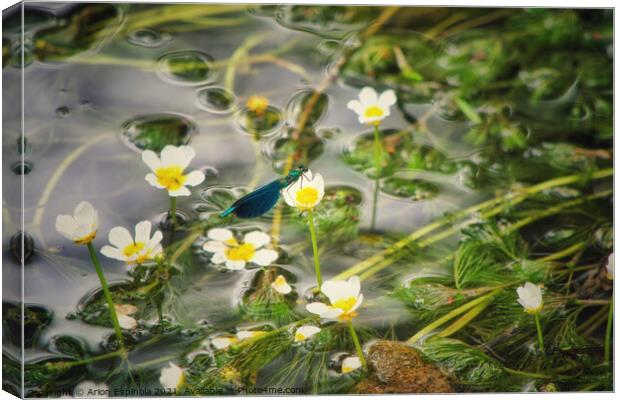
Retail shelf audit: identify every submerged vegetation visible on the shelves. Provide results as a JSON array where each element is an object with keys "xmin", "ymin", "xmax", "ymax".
[{"xmin": 2, "ymin": 3, "xmax": 613, "ymax": 396}]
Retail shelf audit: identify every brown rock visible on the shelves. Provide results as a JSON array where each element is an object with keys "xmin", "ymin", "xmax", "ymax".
[{"xmin": 353, "ymin": 340, "xmax": 453, "ymax": 394}]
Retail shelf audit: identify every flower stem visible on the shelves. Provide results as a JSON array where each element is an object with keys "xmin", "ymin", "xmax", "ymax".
[
  {"xmin": 534, "ymin": 313, "xmax": 544, "ymax": 353},
  {"xmin": 347, "ymin": 321, "xmax": 367, "ymax": 369},
  {"xmin": 169, "ymin": 196, "xmax": 177, "ymax": 226},
  {"xmin": 604, "ymin": 296, "xmax": 613, "ymax": 364},
  {"xmin": 307, "ymin": 209, "xmax": 323, "ymax": 291},
  {"xmin": 372, "ymin": 124, "xmax": 383, "ymax": 172},
  {"xmin": 86, "ymin": 242, "xmax": 126, "ymax": 353},
  {"xmin": 371, "ymin": 179, "xmax": 379, "ymax": 231}
]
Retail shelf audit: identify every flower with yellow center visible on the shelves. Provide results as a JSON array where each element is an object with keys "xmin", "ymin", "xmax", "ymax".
[
  {"xmin": 159, "ymin": 362, "xmax": 185, "ymax": 390},
  {"xmin": 281, "ymin": 169, "xmax": 325, "ymax": 211},
  {"xmin": 101, "ymin": 221, "xmax": 163, "ymax": 265},
  {"xmin": 347, "ymin": 87, "xmax": 397, "ymax": 126},
  {"xmin": 294, "ymin": 325, "xmax": 320, "ymax": 343},
  {"xmin": 271, "ymin": 274, "xmax": 292, "ymax": 295},
  {"xmin": 341, "ymin": 356, "xmax": 362, "ymax": 374},
  {"xmin": 202, "ymin": 228, "xmax": 278, "ymax": 270},
  {"xmin": 306, "ymin": 276, "xmax": 363, "ymax": 321},
  {"xmin": 246, "ymin": 95, "xmax": 269, "ymax": 116},
  {"xmin": 55, "ymin": 201, "xmax": 99, "ymax": 245},
  {"xmin": 516, "ymin": 282, "xmax": 543, "ymax": 314},
  {"xmin": 142, "ymin": 145, "xmax": 205, "ymax": 196}
]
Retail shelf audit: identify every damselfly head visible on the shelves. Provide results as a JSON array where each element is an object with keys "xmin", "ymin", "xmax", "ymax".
[{"xmin": 297, "ymin": 164, "xmax": 308, "ymax": 173}]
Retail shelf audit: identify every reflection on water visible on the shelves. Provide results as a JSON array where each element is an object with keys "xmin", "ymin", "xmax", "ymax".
[{"xmin": 2, "ymin": 2, "xmax": 613, "ymax": 396}]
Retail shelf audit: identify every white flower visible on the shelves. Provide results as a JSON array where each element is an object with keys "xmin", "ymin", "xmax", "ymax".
[
  {"xmin": 115, "ymin": 304, "xmax": 138, "ymax": 330},
  {"xmin": 236, "ymin": 330, "xmax": 266, "ymax": 341},
  {"xmin": 306, "ymin": 276, "xmax": 363, "ymax": 321},
  {"xmin": 341, "ymin": 356, "xmax": 362, "ymax": 374},
  {"xmin": 347, "ymin": 87, "xmax": 397, "ymax": 126},
  {"xmin": 281, "ymin": 169, "xmax": 324, "ymax": 211},
  {"xmin": 294, "ymin": 325, "xmax": 321, "ymax": 342},
  {"xmin": 516, "ymin": 282, "xmax": 543, "ymax": 314},
  {"xmin": 73, "ymin": 380, "xmax": 109, "ymax": 397},
  {"xmin": 202, "ymin": 228, "xmax": 278, "ymax": 270},
  {"xmin": 55, "ymin": 201, "xmax": 99, "ymax": 245},
  {"xmin": 211, "ymin": 336, "xmax": 237, "ymax": 350},
  {"xmin": 142, "ymin": 145, "xmax": 205, "ymax": 197},
  {"xmin": 271, "ymin": 275, "xmax": 292, "ymax": 294},
  {"xmin": 606, "ymin": 253, "xmax": 613, "ymax": 280},
  {"xmin": 159, "ymin": 362, "xmax": 185, "ymax": 390},
  {"xmin": 101, "ymin": 221, "xmax": 163, "ymax": 265}
]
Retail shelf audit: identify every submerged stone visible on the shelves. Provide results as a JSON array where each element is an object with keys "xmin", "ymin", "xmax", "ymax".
[
  {"xmin": 121, "ymin": 113, "xmax": 195, "ymax": 152},
  {"xmin": 353, "ymin": 341, "xmax": 453, "ymax": 394}
]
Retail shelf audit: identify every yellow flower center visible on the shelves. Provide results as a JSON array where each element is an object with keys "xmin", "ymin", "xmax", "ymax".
[
  {"xmin": 246, "ymin": 95, "xmax": 269, "ymax": 116},
  {"xmin": 123, "ymin": 242, "xmax": 145, "ymax": 258},
  {"xmin": 274, "ymin": 275, "xmax": 287, "ymax": 287},
  {"xmin": 524, "ymin": 305, "xmax": 543, "ymax": 315},
  {"xmin": 155, "ymin": 165, "xmax": 187, "ymax": 191},
  {"xmin": 364, "ymin": 105, "xmax": 384, "ymax": 119},
  {"xmin": 333, "ymin": 296, "xmax": 357, "ymax": 312},
  {"xmin": 74, "ymin": 230, "xmax": 97, "ymax": 245},
  {"xmin": 225, "ymin": 243, "xmax": 255, "ymax": 261},
  {"xmin": 342, "ymin": 365, "xmax": 355, "ymax": 374},
  {"xmin": 295, "ymin": 187, "xmax": 319, "ymax": 209},
  {"xmin": 294, "ymin": 332, "xmax": 306, "ymax": 342}
]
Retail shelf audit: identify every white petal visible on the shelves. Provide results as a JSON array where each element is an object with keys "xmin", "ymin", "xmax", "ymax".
[
  {"xmin": 359, "ymin": 87, "xmax": 378, "ymax": 106},
  {"xmin": 349, "ymin": 294, "xmax": 364, "ymax": 313},
  {"xmin": 244, "ymin": 231, "xmax": 271, "ymax": 249},
  {"xmin": 348, "ymin": 276, "xmax": 361, "ymax": 298},
  {"xmin": 251, "ymin": 249, "xmax": 278, "ymax": 266},
  {"xmin": 203, "ymin": 241, "xmax": 226, "ymax": 253},
  {"xmin": 321, "ymin": 308, "xmax": 343, "ymax": 319},
  {"xmin": 161, "ymin": 145, "xmax": 194, "ymax": 169},
  {"xmin": 235, "ymin": 331, "xmax": 256, "ymax": 340},
  {"xmin": 150, "ymin": 244, "xmax": 163, "ymax": 258},
  {"xmin": 271, "ymin": 275, "xmax": 292, "ymax": 294},
  {"xmin": 342, "ymin": 356, "xmax": 362, "ymax": 373},
  {"xmin": 225, "ymin": 259, "xmax": 245, "ymax": 270},
  {"xmin": 184, "ymin": 170, "xmax": 205, "ymax": 187},
  {"xmin": 295, "ymin": 325, "xmax": 320, "ymax": 342},
  {"xmin": 378, "ymin": 89, "xmax": 397, "ymax": 107},
  {"xmin": 211, "ymin": 251, "xmax": 227, "ymax": 264},
  {"xmin": 134, "ymin": 220, "xmax": 152, "ymax": 244},
  {"xmin": 306, "ymin": 302, "xmax": 330, "ymax": 316},
  {"xmin": 101, "ymin": 245, "xmax": 126, "ymax": 261},
  {"xmin": 118, "ymin": 314, "xmax": 137, "ymax": 330},
  {"xmin": 208, "ymin": 228, "xmax": 233, "ymax": 241},
  {"xmin": 141, "ymin": 150, "xmax": 161, "ymax": 172},
  {"xmin": 168, "ymin": 186, "xmax": 191, "ymax": 197},
  {"xmin": 74, "ymin": 201, "xmax": 97, "ymax": 229},
  {"xmin": 281, "ymin": 186, "xmax": 296, "ymax": 207},
  {"xmin": 148, "ymin": 230, "xmax": 163, "ymax": 248},
  {"xmin": 55, "ymin": 215, "xmax": 78, "ymax": 239},
  {"xmin": 347, "ymin": 99, "xmax": 364, "ymax": 115},
  {"xmin": 321, "ymin": 280, "xmax": 351, "ymax": 304},
  {"xmin": 159, "ymin": 362, "xmax": 184, "ymax": 389},
  {"xmin": 108, "ymin": 227, "xmax": 133, "ymax": 249},
  {"xmin": 145, "ymin": 173, "xmax": 164, "ymax": 189}
]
